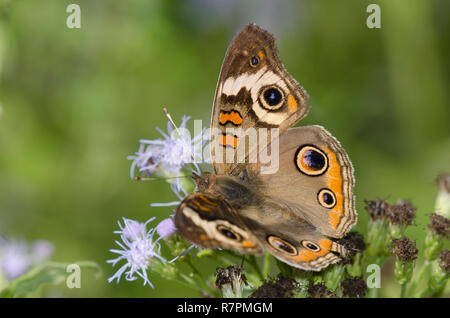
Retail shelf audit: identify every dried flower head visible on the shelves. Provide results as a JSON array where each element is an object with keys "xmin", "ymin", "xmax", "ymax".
[
  {"xmin": 215, "ymin": 266, "xmax": 247, "ymax": 297},
  {"xmin": 307, "ymin": 283, "xmax": 336, "ymax": 298},
  {"xmin": 341, "ymin": 277, "xmax": 367, "ymax": 298},
  {"xmin": 337, "ymin": 232, "xmax": 366, "ymax": 258},
  {"xmin": 250, "ymin": 275, "xmax": 299, "ymax": 298},
  {"xmin": 364, "ymin": 199, "xmax": 390, "ymax": 220},
  {"xmin": 390, "ymin": 237, "xmax": 418, "ymax": 263},
  {"xmin": 439, "ymin": 249, "xmax": 450, "ymax": 274},
  {"xmin": 428, "ymin": 213, "xmax": 450, "ymax": 239},
  {"xmin": 387, "ymin": 200, "xmax": 416, "ymax": 226}
]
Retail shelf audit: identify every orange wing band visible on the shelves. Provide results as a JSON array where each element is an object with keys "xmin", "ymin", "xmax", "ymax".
[{"xmin": 219, "ymin": 110, "xmax": 243, "ymax": 126}]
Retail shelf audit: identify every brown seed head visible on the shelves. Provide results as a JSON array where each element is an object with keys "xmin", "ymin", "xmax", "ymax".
[
  {"xmin": 439, "ymin": 249, "xmax": 450, "ymax": 274},
  {"xmin": 250, "ymin": 275, "xmax": 299, "ymax": 298},
  {"xmin": 390, "ymin": 237, "xmax": 418, "ymax": 262},
  {"xmin": 428, "ymin": 213, "xmax": 450, "ymax": 239},
  {"xmin": 308, "ymin": 283, "xmax": 336, "ymax": 298},
  {"xmin": 341, "ymin": 277, "xmax": 367, "ymax": 298},
  {"xmin": 387, "ymin": 200, "xmax": 416, "ymax": 226},
  {"xmin": 364, "ymin": 199, "xmax": 390, "ymax": 220}
]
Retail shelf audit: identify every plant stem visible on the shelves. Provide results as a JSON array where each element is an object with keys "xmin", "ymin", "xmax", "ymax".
[
  {"xmin": 247, "ymin": 255, "xmax": 264, "ymax": 281},
  {"xmin": 400, "ymin": 284, "xmax": 407, "ymax": 298},
  {"xmin": 406, "ymin": 260, "xmax": 430, "ymax": 297},
  {"xmin": 417, "ymin": 288, "xmax": 432, "ymax": 298},
  {"xmin": 185, "ymin": 258, "xmax": 204, "ymax": 280},
  {"xmin": 367, "ymin": 286, "xmax": 379, "ymax": 298},
  {"xmin": 183, "ymin": 258, "xmax": 219, "ymax": 296},
  {"xmin": 263, "ymin": 253, "xmax": 271, "ymax": 277},
  {"xmin": 158, "ymin": 271, "xmax": 220, "ymax": 297}
]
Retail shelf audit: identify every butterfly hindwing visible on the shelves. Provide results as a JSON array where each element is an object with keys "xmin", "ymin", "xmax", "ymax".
[
  {"xmin": 238, "ymin": 201, "xmax": 347, "ymax": 271},
  {"xmin": 250, "ymin": 125, "xmax": 357, "ymax": 238}
]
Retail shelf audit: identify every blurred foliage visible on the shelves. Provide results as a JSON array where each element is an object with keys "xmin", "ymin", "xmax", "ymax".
[
  {"xmin": 0, "ymin": 0, "xmax": 448, "ymax": 297},
  {"xmin": 0, "ymin": 261, "xmax": 100, "ymax": 298}
]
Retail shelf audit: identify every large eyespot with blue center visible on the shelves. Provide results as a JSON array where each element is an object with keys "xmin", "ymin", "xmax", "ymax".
[
  {"xmin": 317, "ymin": 188, "xmax": 336, "ymax": 209},
  {"xmin": 295, "ymin": 145, "xmax": 328, "ymax": 176},
  {"xmin": 301, "ymin": 240, "xmax": 321, "ymax": 252},
  {"xmin": 267, "ymin": 236, "xmax": 297, "ymax": 255},
  {"xmin": 259, "ymin": 85, "xmax": 285, "ymax": 110}
]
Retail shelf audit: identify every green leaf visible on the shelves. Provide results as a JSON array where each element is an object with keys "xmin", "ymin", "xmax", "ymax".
[
  {"xmin": 0, "ymin": 261, "xmax": 101, "ymax": 298},
  {"xmin": 275, "ymin": 259, "xmax": 293, "ymax": 278}
]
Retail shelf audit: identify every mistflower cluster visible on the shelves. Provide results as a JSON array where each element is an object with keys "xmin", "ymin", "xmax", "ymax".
[
  {"xmin": 156, "ymin": 218, "xmax": 177, "ymax": 239},
  {"xmin": 0, "ymin": 238, "xmax": 53, "ymax": 281},
  {"xmin": 108, "ymin": 114, "xmax": 208, "ymax": 289},
  {"xmin": 107, "ymin": 218, "xmax": 166, "ymax": 288},
  {"xmin": 128, "ymin": 115, "xmax": 203, "ymax": 184}
]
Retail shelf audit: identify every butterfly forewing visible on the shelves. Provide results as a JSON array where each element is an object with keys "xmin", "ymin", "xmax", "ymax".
[
  {"xmin": 175, "ymin": 192, "xmax": 263, "ymax": 254},
  {"xmin": 210, "ymin": 23, "xmax": 310, "ymax": 176}
]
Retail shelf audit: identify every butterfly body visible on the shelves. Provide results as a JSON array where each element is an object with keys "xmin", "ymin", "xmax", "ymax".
[{"xmin": 175, "ymin": 24, "xmax": 356, "ymax": 271}]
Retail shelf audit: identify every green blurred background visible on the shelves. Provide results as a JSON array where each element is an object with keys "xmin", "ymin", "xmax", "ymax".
[{"xmin": 0, "ymin": 0, "xmax": 448, "ymax": 297}]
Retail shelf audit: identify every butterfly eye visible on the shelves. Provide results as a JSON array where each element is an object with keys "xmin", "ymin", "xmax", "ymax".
[
  {"xmin": 249, "ymin": 56, "xmax": 259, "ymax": 67},
  {"xmin": 267, "ymin": 236, "xmax": 297, "ymax": 255},
  {"xmin": 301, "ymin": 240, "xmax": 321, "ymax": 252},
  {"xmin": 295, "ymin": 145, "xmax": 328, "ymax": 176},
  {"xmin": 217, "ymin": 225, "xmax": 241, "ymax": 241},
  {"xmin": 259, "ymin": 86, "xmax": 285, "ymax": 110},
  {"xmin": 317, "ymin": 188, "xmax": 336, "ymax": 209}
]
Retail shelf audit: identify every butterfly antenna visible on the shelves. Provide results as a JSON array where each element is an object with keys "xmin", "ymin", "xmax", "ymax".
[
  {"xmin": 133, "ymin": 175, "xmax": 191, "ymax": 181},
  {"xmin": 164, "ymin": 107, "xmax": 199, "ymax": 163},
  {"xmin": 163, "ymin": 107, "xmax": 181, "ymax": 135}
]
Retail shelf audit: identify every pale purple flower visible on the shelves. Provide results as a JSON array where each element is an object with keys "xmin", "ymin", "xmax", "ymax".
[
  {"xmin": 0, "ymin": 241, "xmax": 30, "ymax": 281},
  {"xmin": 31, "ymin": 240, "xmax": 54, "ymax": 263},
  {"xmin": 124, "ymin": 113, "xmax": 210, "ymax": 273},
  {"xmin": 107, "ymin": 218, "xmax": 166, "ymax": 288},
  {"xmin": 117, "ymin": 218, "xmax": 148, "ymax": 241},
  {"xmin": 128, "ymin": 116, "xmax": 203, "ymax": 182},
  {"xmin": 0, "ymin": 238, "xmax": 53, "ymax": 281},
  {"xmin": 156, "ymin": 218, "xmax": 177, "ymax": 238}
]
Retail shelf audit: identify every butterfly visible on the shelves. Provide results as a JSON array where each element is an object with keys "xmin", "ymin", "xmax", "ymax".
[{"xmin": 174, "ymin": 23, "xmax": 357, "ymax": 271}]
